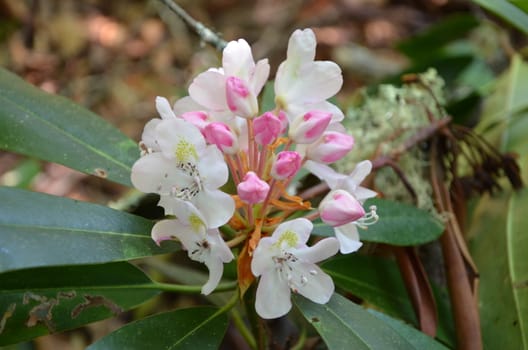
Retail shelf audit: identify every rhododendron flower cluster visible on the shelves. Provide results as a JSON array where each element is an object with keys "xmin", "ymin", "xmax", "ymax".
[{"xmin": 131, "ymin": 28, "xmax": 378, "ymax": 319}]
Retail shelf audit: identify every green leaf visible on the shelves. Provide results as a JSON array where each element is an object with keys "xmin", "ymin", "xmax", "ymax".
[
  {"xmin": 322, "ymin": 255, "xmax": 416, "ymax": 323},
  {"xmin": 312, "ymin": 198, "xmax": 444, "ymax": 246},
  {"xmin": 0, "ymin": 158, "xmax": 41, "ymax": 188},
  {"xmin": 0, "ymin": 187, "xmax": 178, "ymax": 272},
  {"xmin": 476, "ymin": 55, "xmax": 528, "ymax": 151},
  {"xmin": 508, "ymin": 188, "xmax": 528, "ymax": 346},
  {"xmin": 322, "ymin": 255, "xmax": 455, "ymax": 347},
  {"xmin": 367, "ymin": 309, "xmax": 449, "ymax": 350},
  {"xmin": 0, "ymin": 262, "xmax": 159, "ymax": 345},
  {"xmin": 470, "ymin": 0, "xmax": 528, "ymax": 35},
  {"xmin": 0, "ymin": 67, "xmax": 138, "ymax": 187},
  {"xmin": 88, "ymin": 307, "xmax": 229, "ymax": 350},
  {"xmin": 468, "ymin": 192, "xmax": 527, "ymax": 349},
  {"xmin": 294, "ymin": 293, "xmax": 448, "ymax": 350},
  {"xmin": 397, "ymin": 14, "xmax": 480, "ymax": 62}
]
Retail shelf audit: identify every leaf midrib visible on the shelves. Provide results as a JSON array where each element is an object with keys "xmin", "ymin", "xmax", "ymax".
[
  {"xmin": 168, "ymin": 309, "xmax": 224, "ymax": 349},
  {"xmin": 0, "ymin": 91, "xmax": 132, "ymax": 173},
  {"xmin": 0, "ymin": 283, "xmax": 158, "ymax": 294},
  {"xmin": 0, "ymin": 223, "xmax": 151, "ymax": 239}
]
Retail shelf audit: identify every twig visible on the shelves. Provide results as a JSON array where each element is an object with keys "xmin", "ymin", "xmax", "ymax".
[
  {"xmin": 157, "ymin": 0, "xmax": 227, "ymax": 51},
  {"xmin": 299, "ymin": 117, "xmax": 451, "ymax": 201},
  {"xmin": 393, "ymin": 246, "xmax": 438, "ymax": 337},
  {"xmin": 431, "ymin": 140, "xmax": 482, "ymax": 350}
]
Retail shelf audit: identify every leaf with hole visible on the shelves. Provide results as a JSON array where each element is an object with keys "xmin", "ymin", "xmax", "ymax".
[{"xmin": 0, "ymin": 262, "xmax": 159, "ymax": 346}]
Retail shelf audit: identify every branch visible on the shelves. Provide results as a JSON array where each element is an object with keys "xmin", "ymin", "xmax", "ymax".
[{"xmin": 157, "ymin": 0, "xmax": 228, "ymax": 51}]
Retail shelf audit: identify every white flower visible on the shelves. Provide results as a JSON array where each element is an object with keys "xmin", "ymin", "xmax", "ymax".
[
  {"xmin": 306, "ymin": 160, "xmax": 377, "ymax": 201},
  {"xmin": 151, "ymin": 204, "xmax": 234, "ymax": 295},
  {"xmin": 131, "ymin": 118, "xmax": 235, "ymax": 228},
  {"xmin": 305, "ymin": 160, "xmax": 378, "ymax": 253},
  {"xmin": 274, "ymin": 29, "xmax": 344, "ymax": 123},
  {"xmin": 251, "ymin": 218, "xmax": 339, "ymax": 319},
  {"xmin": 188, "ymin": 38, "xmax": 270, "ymax": 118}
]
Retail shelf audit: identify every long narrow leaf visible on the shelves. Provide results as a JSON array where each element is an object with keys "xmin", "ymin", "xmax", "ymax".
[
  {"xmin": 0, "ymin": 262, "xmax": 159, "ymax": 345},
  {"xmin": 0, "ymin": 67, "xmax": 138, "ymax": 186},
  {"xmin": 0, "ymin": 187, "xmax": 178, "ymax": 272},
  {"xmin": 294, "ymin": 293, "xmax": 448, "ymax": 350},
  {"xmin": 88, "ymin": 307, "xmax": 229, "ymax": 350}
]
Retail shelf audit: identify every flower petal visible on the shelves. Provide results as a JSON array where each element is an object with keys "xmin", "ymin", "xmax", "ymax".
[
  {"xmin": 202, "ymin": 257, "xmax": 224, "ymax": 295},
  {"xmin": 151, "ymin": 219, "xmax": 197, "ymax": 246},
  {"xmin": 354, "ymin": 186, "xmax": 378, "ymax": 202},
  {"xmin": 197, "ymin": 145, "xmax": 229, "ymax": 189},
  {"xmin": 271, "ymin": 218, "xmax": 313, "ymax": 247},
  {"xmin": 334, "ymin": 223, "xmax": 363, "ymax": 254},
  {"xmin": 251, "ymin": 237, "xmax": 275, "ymax": 276},
  {"xmin": 250, "ymin": 59, "xmax": 270, "ymax": 96},
  {"xmin": 285, "ymin": 61, "xmax": 343, "ymax": 104},
  {"xmin": 287, "ymin": 29, "xmax": 316, "ymax": 65},
  {"xmin": 222, "ymin": 39, "xmax": 255, "ymax": 81},
  {"xmin": 304, "ymin": 160, "xmax": 344, "ymax": 189},
  {"xmin": 293, "ymin": 263, "xmax": 334, "ymax": 304},
  {"xmin": 156, "ymin": 96, "xmax": 176, "ymax": 120},
  {"xmin": 287, "ymin": 101, "xmax": 344, "ymax": 124},
  {"xmin": 140, "ymin": 118, "xmax": 161, "ymax": 152},
  {"xmin": 347, "ymin": 160, "xmax": 372, "ymax": 187},
  {"xmin": 189, "ymin": 70, "xmax": 228, "ymax": 111},
  {"xmin": 155, "ymin": 118, "xmax": 206, "ymax": 161},
  {"xmin": 202, "ymin": 256, "xmax": 224, "ymax": 295},
  {"xmin": 131, "ymin": 153, "xmax": 190, "ymax": 195},
  {"xmin": 193, "ymin": 188, "xmax": 235, "ymax": 228},
  {"xmin": 293, "ymin": 237, "xmax": 339, "ymax": 263},
  {"xmin": 255, "ymin": 271, "xmax": 292, "ymax": 319},
  {"xmin": 173, "ymin": 96, "xmax": 206, "ymax": 115},
  {"xmin": 207, "ymin": 228, "xmax": 235, "ymax": 263}
]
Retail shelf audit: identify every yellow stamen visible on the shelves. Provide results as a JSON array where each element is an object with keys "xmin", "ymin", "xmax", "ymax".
[{"xmin": 174, "ymin": 140, "xmax": 197, "ymax": 162}]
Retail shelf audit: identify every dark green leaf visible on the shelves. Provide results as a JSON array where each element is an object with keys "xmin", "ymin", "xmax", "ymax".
[
  {"xmin": 88, "ymin": 307, "xmax": 229, "ymax": 350},
  {"xmin": 312, "ymin": 198, "xmax": 444, "ymax": 246},
  {"xmin": 0, "ymin": 187, "xmax": 178, "ymax": 272},
  {"xmin": 0, "ymin": 262, "xmax": 158, "ymax": 345},
  {"xmin": 470, "ymin": 0, "xmax": 528, "ymax": 34},
  {"xmin": 468, "ymin": 195, "xmax": 528, "ymax": 350},
  {"xmin": 294, "ymin": 293, "xmax": 448, "ymax": 349},
  {"xmin": 0, "ymin": 67, "xmax": 138, "ymax": 187},
  {"xmin": 260, "ymin": 81, "xmax": 275, "ymax": 113},
  {"xmin": 322, "ymin": 254, "xmax": 455, "ymax": 347},
  {"xmin": 367, "ymin": 309, "xmax": 450, "ymax": 350},
  {"xmin": 397, "ymin": 14, "xmax": 480, "ymax": 61},
  {"xmin": 322, "ymin": 255, "xmax": 416, "ymax": 323}
]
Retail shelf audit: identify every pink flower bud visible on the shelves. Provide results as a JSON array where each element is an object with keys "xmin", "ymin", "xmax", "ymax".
[
  {"xmin": 289, "ymin": 110, "xmax": 332, "ymax": 144},
  {"xmin": 225, "ymin": 76, "xmax": 258, "ymax": 118},
  {"xmin": 237, "ymin": 171, "xmax": 270, "ymax": 204},
  {"xmin": 319, "ymin": 190, "xmax": 365, "ymax": 227},
  {"xmin": 181, "ymin": 111, "xmax": 209, "ymax": 132},
  {"xmin": 271, "ymin": 151, "xmax": 302, "ymax": 180},
  {"xmin": 203, "ymin": 122, "xmax": 238, "ymax": 154},
  {"xmin": 253, "ymin": 112, "xmax": 282, "ymax": 145},
  {"xmin": 306, "ymin": 131, "xmax": 354, "ymax": 163}
]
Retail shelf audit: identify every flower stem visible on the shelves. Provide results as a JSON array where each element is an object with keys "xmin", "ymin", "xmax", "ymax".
[
  {"xmin": 152, "ymin": 280, "xmax": 237, "ymax": 294},
  {"xmin": 231, "ymin": 308, "xmax": 257, "ymax": 349},
  {"xmin": 214, "ymin": 289, "xmax": 240, "ymax": 315},
  {"xmin": 226, "ymin": 233, "xmax": 248, "ymax": 248},
  {"xmin": 290, "ymin": 326, "xmax": 307, "ymax": 350}
]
